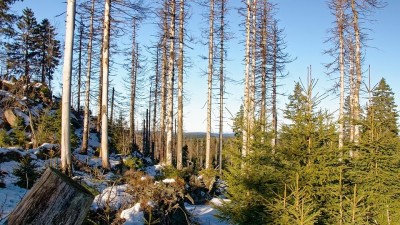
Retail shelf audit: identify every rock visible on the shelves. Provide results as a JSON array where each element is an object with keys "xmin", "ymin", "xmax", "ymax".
[{"xmin": 4, "ymin": 109, "xmax": 17, "ymax": 127}]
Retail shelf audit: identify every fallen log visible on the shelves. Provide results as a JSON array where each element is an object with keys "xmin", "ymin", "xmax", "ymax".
[{"xmin": 7, "ymin": 167, "xmax": 94, "ymax": 225}]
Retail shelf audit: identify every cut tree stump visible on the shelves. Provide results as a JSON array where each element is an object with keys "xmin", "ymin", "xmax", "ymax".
[{"xmin": 7, "ymin": 167, "xmax": 94, "ymax": 225}]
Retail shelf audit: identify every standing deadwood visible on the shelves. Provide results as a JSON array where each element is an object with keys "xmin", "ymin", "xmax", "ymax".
[
  {"xmin": 260, "ymin": 0, "xmax": 268, "ymax": 139},
  {"xmin": 350, "ymin": 0, "xmax": 361, "ymax": 144},
  {"xmin": 166, "ymin": 0, "xmax": 176, "ymax": 166},
  {"xmin": 152, "ymin": 47, "xmax": 160, "ymax": 161},
  {"xmin": 81, "ymin": 0, "xmax": 95, "ymax": 154},
  {"xmin": 61, "ymin": 0, "xmax": 76, "ymax": 176},
  {"xmin": 271, "ymin": 19, "xmax": 278, "ymax": 149},
  {"xmin": 205, "ymin": 0, "xmax": 214, "ymax": 169},
  {"xmin": 110, "ymin": 87, "xmax": 115, "ymax": 127},
  {"xmin": 97, "ymin": 19, "xmax": 104, "ymax": 133},
  {"xmin": 177, "ymin": 0, "xmax": 184, "ymax": 170},
  {"xmin": 101, "ymin": 0, "xmax": 111, "ymax": 169},
  {"xmin": 130, "ymin": 19, "xmax": 137, "ymax": 152},
  {"xmin": 249, "ymin": 0, "xmax": 257, "ymax": 146},
  {"xmin": 242, "ymin": 0, "xmax": 251, "ymax": 159},
  {"xmin": 218, "ymin": 0, "xmax": 226, "ymax": 174},
  {"xmin": 76, "ymin": 19, "xmax": 83, "ymax": 114},
  {"xmin": 7, "ymin": 167, "xmax": 94, "ymax": 225},
  {"xmin": 159, "ymin": 1, "xmax": 169, "ymax": 163},
  {"xmin": 336, "ymin": 0, "xmax": 345, "ymax": 149}
]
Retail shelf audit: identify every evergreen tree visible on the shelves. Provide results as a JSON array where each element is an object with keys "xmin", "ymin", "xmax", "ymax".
[
  {"xmin": 37, "ymin": 19, "xmax": 61, "ymax": 87},
  {"xmin": 276, "ymin": 79, "xmax": 342, "ymax": 224},
  {"xmin": 347, "ymin": 78, "xmax": 400, "ymax": 224},
  {"xmin": 219, "ymin": 106, "xmax": 284, "ymax": 225},
  {"xmin": 6, "ymin": 8, "xmax": 40, "ymax": 83}
]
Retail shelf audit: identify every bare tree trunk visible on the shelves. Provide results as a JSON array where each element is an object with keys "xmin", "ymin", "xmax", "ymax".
[
  {"xmin": 176, "ymin": 0, "xmax": 184, "ymax": 170},
  {"xmin": 153, "ymin": 48, "xmax": 160, "ymax": 161},
  {"xmin": 166, "ymin": 0, "xmax": 176, "ymax": 166},
  {"xmin": 159, "ymin": 1, "xmax": 169, "ymax": 163},
  {"xmin": 242, "ymin": 0, "xmax": 251, "ymax": 159},
  {"xmin": 337, "ymin": 0, "xmax": 345, "ymax": 149},
  {"xmin": 249, "ymin": 0, "xmax": 257, "ymax": 148},
  {"xmin": 81, "ymin": 0, "xmax": 95, "ymax": 154},
  {"xmin": 61, "ymin": 0, "xmax": 76, "ymax": 176},
  {"xmin": 110, "ymin": 87, "xmax": 114, "ymax": 127},
  {"xmin": 349, "ymin": 38, "xmax": 355, "ymax": 143},
  {"xmin": 218, "ymin": 0, "xmax": 226, "ymax": 174},
  {"xmin": 351, "ymin": 0, "xmax": 361, "ymax": 145},
  {"xmin": 77, "ymin": 20, "xmax": 83, "ymax": 114},
  {"xmin": 130, "ymin": 19, "xmax": 137, "ymax": 152},
  {"xmin": 260, "ymin": 0, "xmax": 267, "ymax": 141},
  {"xmin": 271, "ymin": 20, "xmax": 278, "ymax": 150},
  {"xmin": 100, "ymin": 0, "xmax": 111, "ymax": 169},
  {"xmin": 97, "ymin": 26, "xmax": 103, "ymax": 133},
  {"xmin": 206, "ymin": 0, "xmax": 214, "ymax": 169}
]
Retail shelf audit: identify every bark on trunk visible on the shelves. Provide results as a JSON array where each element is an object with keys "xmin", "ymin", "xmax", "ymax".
[
  {"xmin": 351, "ymin": 0, "xmax": 361, "ymax": 144},
  {"xmin": 130, "ymin": 19, "xmax": 137, "ymax": 152},
  {"xmin": 166, "ymin": 0, "xmax": 176, "ymax": 166},
  {"xmin": 101, "ymin": 0, "xmax": 111, "ymax": 169},
  {"xmin": 206, "ymin": 0, "xmax": 214, "ymax": 169},
  {"xmin": 218, "ymin": 0, "xmax": 225, "ymax": 174},
  {"xmin": 81, "ymin": 0, "xmax": 95, "ymax": 154},
  {"xmin": 242, "ymin": 0, "xmax": 251, "ymax": 159},
  {"xmin": 7, "ymin": 167, "xmax": 94, "ymax": 225},
  {"xmin": 338, "ymin": 0, "xmax": 345, "ymax": 149},
  {"xmin": 177, "ymin": 0, "xmax": 184, "ymax": 170},
  {"xmin": 61, "ymin": 0, "xmax": 76, "ymax": 176}
]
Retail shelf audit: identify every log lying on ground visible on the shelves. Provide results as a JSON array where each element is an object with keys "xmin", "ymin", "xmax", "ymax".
[{"xmin": 7, "ymin": 167, "xmax": 94, "ymax": 225}]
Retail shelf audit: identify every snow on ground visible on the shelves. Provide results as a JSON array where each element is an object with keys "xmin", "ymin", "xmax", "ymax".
[
  {"xmin": 0, "ymin": 184, "xmax": 27, "ymax": 222},
  {"xmin": 145, "ymin": 164, "xmax": 163, "ymax": 177},
  {"xmin": 162, "ymin": 178, "xmax": 176, "ymax": 183},
  {"xmin": 91, "ymin": 184, "xmax": 133, "ymax": 211},
  {"xmin": 186, "ymin": 198, "xmax": 231, "ymax": 225},
  {"xmin": 13, "ymin": 108, "xmax": 30, "ymax": 126},
  {"xmin": 120, "ymin": 203, "xmax": 144, "ymax": 225}
]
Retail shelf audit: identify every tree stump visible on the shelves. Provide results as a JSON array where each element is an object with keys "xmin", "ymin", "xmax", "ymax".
[{"xmin": 7, "ymin": 167, "xmax": 94, "ymax": 225}]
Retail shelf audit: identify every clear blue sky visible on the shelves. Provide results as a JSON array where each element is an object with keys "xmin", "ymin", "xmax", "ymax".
[{"xmin": 12, "ymin": 0, "xmax": 400, "ymax": 132}]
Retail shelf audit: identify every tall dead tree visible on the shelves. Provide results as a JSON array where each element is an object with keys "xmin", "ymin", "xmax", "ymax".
[
  {"xmin": 152, "ymin": 47, "xmax": 160, "ymax": 161},
  {"xmin": 61, "ymin": 0, "xmax": 76, "ymax": 176},
  {"xmin": 242, "ymin": 0, "xmax": 252, "ymax": 158},
  {"xmin": 159, "ymin": 0, "xmax": 169, "ymax": 163},
  {"xmin": 177, "ymin": 0, "xmax": 184, "ymax": 170},
  {"xmin": 100, "ymin": 0, "xmax": 111, "ymax": 169},
  {"xmin": 129, "ymin": 19, "xmax": 138, "ymax": 152},
  {"xmin": 205, "ymin": 0, "xmax": 215, "ymax": 169},
  {"xmin": 259, "ymin": 0, "xmax": 268, "ymax": 139},
  {"xmin": 76, "ymin": 18, "xmax": 84, "ymax": 114},
  {"xmin": 81, "ymin": 0, "xmax": 95, "ymax": 154},
  {"xmin": 217, "ymin": 0, "xmax": 227, "ymax": 174},
  {"xmin": 350, "ymin": 0, "xmax": 361, "ymax": 144},
  {"xmin": 166, "ymin": 0, "xmax": 176, "ymax": 166}
]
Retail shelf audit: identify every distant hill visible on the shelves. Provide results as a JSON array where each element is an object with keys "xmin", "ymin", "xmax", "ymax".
[{"xmin": 184, "ymin": 132, "xmax": 235, "ymax": 138}]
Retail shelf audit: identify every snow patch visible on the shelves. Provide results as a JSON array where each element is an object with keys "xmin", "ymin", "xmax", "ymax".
[
  {"xmin": 162, "ymin": 178, "xmax": 175, "ymax": 184},
  {"xmin": 91, "ymin": 184, "xmax": 133, "ymax": 211},
  {"xmin": 120, "ymin": 203, "xmax": 144, "ymax": 225}
]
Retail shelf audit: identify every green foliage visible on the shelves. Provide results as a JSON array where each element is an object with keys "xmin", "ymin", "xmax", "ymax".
[
  {"xmin": 0, "ymin": 129, "xmax": 10, "ymax": 147},
  {"xmin": 12, "ymin": 155, "xmax": 40, "ymax": 189},
  {"xmin": 123, "ymin": 156, "xmax": 144, "ymax": 171},
  {"xmin": 269, "ymin": 174, "xmax": 320, "ymax": 225},
  {"xmin": 8, "ymin": 117, "xmax": 27, "ymax": 146},
  {"xmin": 219, "ymin": 113, "xmax": 285, "ymax": 224},
  {"xmin": 35, "ymin": 108, "xmax": 78, "ymax": 147},
  {"xmin": 156, "ymin": 165, "xmax": 191, "ymax": 181}
]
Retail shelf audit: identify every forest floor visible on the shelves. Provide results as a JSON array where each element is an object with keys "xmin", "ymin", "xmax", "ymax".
[{"xmin": 0, "ymin": 140, "xmax": 229, "ymax": 225}]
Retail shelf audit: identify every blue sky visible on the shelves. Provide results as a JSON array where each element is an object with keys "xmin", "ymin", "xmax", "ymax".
[{"xmin": 12, "ymin": 0, "xmax": 400, "ymax": 132}]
